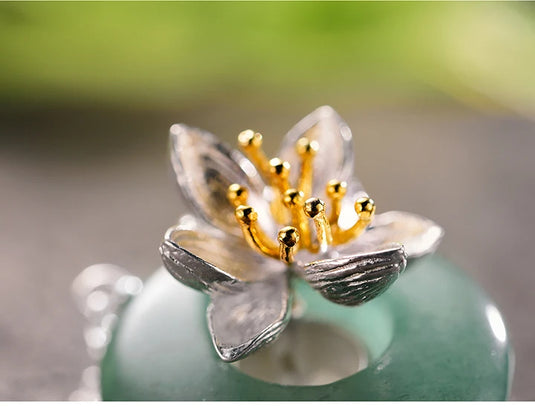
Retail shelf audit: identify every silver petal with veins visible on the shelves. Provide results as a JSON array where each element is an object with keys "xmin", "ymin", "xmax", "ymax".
[{"xmin": 160, "ymin": 106, "xmax": 443, "ymax": 362}]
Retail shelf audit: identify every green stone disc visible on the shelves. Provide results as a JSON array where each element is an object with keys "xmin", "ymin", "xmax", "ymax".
[{"xmin": 100, "ymin": 256, "xmax": 513, "ymax": 400}]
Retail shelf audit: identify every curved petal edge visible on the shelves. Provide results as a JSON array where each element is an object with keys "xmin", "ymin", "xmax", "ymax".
[
  {"xmin": 159, "ymin": 223, "xmax": 275, "ymax": 293},
  {"xmin": 207, "ymin": 274, "xmax": 291, "ymax": 362},
  {"xmin": 278, "ymin": 106, "xmax": 364, "ymax": 198},
  {"xmin": 347, "ymin": 211, "xmax": 445, "ymax": 259},
  {"xmin": 169, "ymin": 124, "xmax": 272, "ymax": 236},
  {"xmin": 303, "ymin": 244, "xmax": 407, "ymax": 306}
]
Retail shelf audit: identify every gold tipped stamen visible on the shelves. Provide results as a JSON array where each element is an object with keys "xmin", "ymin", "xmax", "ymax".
[
  {"xmin": 304, "ymin": 198, "xmax": 333, "ymax": 253},
  {"xmin": 296, "ymin": 137, "xmax": 319, "ymax": 200},
  {"xmin": 235, "ymin": 205, "xmax": 279, "ymax": 258},
  {"xmin": 326, "ymin": 179, "xmax": 347, "ymax": 225},
  {"xmin": 238, "ymin": 130, "xmax": 271, "ymax": 182},
  {"xmin": 227, "ymin": 184, "xmax": 249, "ymax": 208},
  {"xmin": 332, "ymin": 197, "xmax": 376, "ymax": 245},
  {"xmin": 277, "ymin": 226, "xmax": 300, "ymax": 264},
  {"xmin": 282, "ymin": 189, "xmax": 311, "ymax": 249},
  {"xmin": 231, "ymin": 131, "xmax": 377, "ymax": 260},
  {"xmin": 268, "ymin": 158, "xmax": 291, "ymax": 224},
  {"xmin": 268, "ymin": 158, "xmax": 291, "ymax": 192}
]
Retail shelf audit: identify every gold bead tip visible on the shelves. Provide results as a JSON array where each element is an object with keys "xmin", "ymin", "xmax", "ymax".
[
  {"xmin": 303, "ymin": 197, "xmax": 333, "ymax": 250},
  {"xmin": 355, "ymin": 197, "xmax": 376, "ymax": 218},
  {"xmin": 235, "ymin": 205, "xmax": 257, "ymax": 224},
  {"xmin": 230, "ymin": 127, "xmax": 378, "ymax": 259},
  {"xmin": 330, "ymin": 196, "xmax": 375, "ymax": 246},
  {"xmin": 227, "ymin": 184, "xmax": 248, "ymax": 207},
  {"xmin": 296, "ymin": 137, "xmax": 319, "ymax": 157},
  {"xmin": 304, "ymin": 197, "xmax": 325, "ymax": 218},
  {"xmin": 238, "ymin": 129, "xmax": 263, "ymax": 148},
  {"xmin": 282, "ymin": 189, "xmax": 304, "ymax": 208},
  {"xmin": 278, "ymin": 226, "xmax": 300, "ymax": 264},
  {"xmin": 277, "ymin": 226, "xmax": 300, "ymax": 247},
  {"xmin": 326, "ymin": 179, "xmax": 347, "ymax": 199},
  {"xmin": 269, "ymin": 158, "xmax": 291, "ymax": 179}
]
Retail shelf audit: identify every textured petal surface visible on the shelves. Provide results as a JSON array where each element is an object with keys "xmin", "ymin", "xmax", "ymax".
[
  {"xmin": 302, "ymin": 244, "xmax": 407, "ymax": 306},
  {"xmin": 208, "ymin": 273, "xmax": 291, "ymax": 362},
  {"xmin": 159, "ymin": 220, "xmax": 276, "ymax": 293},
  {"xmin": 338, "ymin": 211, "xmax": 444, "ymax": 259},
  {"xmin": 169, "ymin": 124, "xmax": 273, "ymax": 236},
  {"xmin": 278, "ymin": 106, "xmax": 364, "ymax": 199}
]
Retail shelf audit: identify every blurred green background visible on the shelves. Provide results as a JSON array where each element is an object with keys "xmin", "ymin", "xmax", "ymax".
[
  {"xmin": 1, "ymin": 2, "xmax": 535, "ymax": 113},
  {"xmin": 1, "ymin": 1, "xmax": 534, "ymax": 400}
]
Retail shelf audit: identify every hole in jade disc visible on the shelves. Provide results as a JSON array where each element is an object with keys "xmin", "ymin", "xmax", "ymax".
[{"xmin": 232, "ymin": 320, "xmax": 368, "ymax": 386}]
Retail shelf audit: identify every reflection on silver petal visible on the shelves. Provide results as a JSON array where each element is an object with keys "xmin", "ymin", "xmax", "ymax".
[
  {"xmin": 169, "ymin": 124, "xmax": 274, "ymax": 237},
  {"xmin": 339, "ymin": 211, "xmax": 444, "ymax": 259},
  {"xmin": 337, "ymin": 182, "xmax": 369, "ymax": 230},
  {"xmin": 160, "ymin": 225, "xmax": 274, "ymax": 293},
  {"xmin": 303, "ymin": 244, "xmax": 407, "ymax": 306},
  {"xmin": 208, "ymin": 273, "xmax": 291, "ymax": 362},
  {"xmin": 157, "ymin": 107, "xmax": 445, "ymax": 364},
  {"xmin": 279, "ymin": 106, "xmax": 364, "ymax": 198}
]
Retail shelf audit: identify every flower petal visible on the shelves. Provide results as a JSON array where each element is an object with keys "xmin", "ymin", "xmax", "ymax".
[
  {"xmin": 208, "ymin": 272, "xmax": 291, "ymax": 362},
  {"xmin": 169, "ymin": 124, "xmax": 273, "ymax": 237},
  {"xmin": 278, "ymin": 106, "xmax": 365, "ymax": 198},
  {"xmin": 302, "ymin": 244, "xmax": 407, "ymax": 306},
  {"xmin": 338, "ymin": 211, "xmax": 444, "ymax": 259},
  {"xmin": 159, "ymin": 220, "xmax": 276, "ymax": 293}
]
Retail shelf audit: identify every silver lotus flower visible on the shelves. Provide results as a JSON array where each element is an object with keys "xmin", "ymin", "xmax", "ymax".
[{"xmin": 159, "ymin": 106, "xmax": 443, "ymax": 362}]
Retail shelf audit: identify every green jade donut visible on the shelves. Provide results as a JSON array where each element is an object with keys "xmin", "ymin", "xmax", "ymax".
[{"xmin": 100, "ymin": 255, "xmax": 513, "ymax": 400}]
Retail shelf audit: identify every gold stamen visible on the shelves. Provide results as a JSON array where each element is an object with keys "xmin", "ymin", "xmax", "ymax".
[
  {"xmin": 268, "ymin": 158, "xmax": 291, "ymax": 224},
  {"xmin": 268, "ymin": 158, "xmax": 291, "ymax": 192},
  {"xmin": 282, "ymin": 189, "xmax": 310, "ymax": 249},
  {"xmin": 304, "ymin": 198, "xmax": 333, "ymax": 253},
  {"xmin": 332, "ymin": 197, "xmax": 376, "ymax": 245},
  {"xmin": 326, "ymin": 179, "xmax": 347, "ymax": 225},
  {"xmin": 227, "ymin": 184, "xmax": 249, "ymax": 208},
  {"xmin": 235, "ymin": 205, "xmax": 279, "ymax": 258},
  {"xmin": 232, "ymin": 130, "xmax": 378, "ymax": 261},
  {"xmin": 278, "ymin": 226, "xmax": 300, "ymax": 264},
  {"xmin": 296, "ymin": 137, "xmax": 319, "ymax": 200},
  {"xmin": 238, "ymin": 130, "xmax": 271, "ymax": 182}
]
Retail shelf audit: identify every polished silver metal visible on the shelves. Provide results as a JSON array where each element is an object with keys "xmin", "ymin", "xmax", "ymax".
[
  {"xmin": 279, "ymin": 105, "xmax": 365, "ymax": 200},
  {"xmin": 208, "ymin": 273, "xmax": 291, "ymax": 362},
  {"xmin": 337, "ymin": 211, "xmax": 444, "ymax": 259},
  {"xmin": 160, "ymin": 222, "xmax": 276, "ymax": 292},
  {"xmin": 169, "ymin": 124, "xmax": 276, "ymax": 237},
  {"xmin": 160, "ymin": 106, "xmax": 444, "ymax": 362},
  {"xmin": 303, "ymin": 244, "xmax": 407, "ymax": 306}
]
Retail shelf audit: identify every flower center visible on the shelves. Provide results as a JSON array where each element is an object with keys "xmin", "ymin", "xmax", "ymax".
[{"xmin": 228, "ymin": 130, "xmax": 376, "ymax": 264}]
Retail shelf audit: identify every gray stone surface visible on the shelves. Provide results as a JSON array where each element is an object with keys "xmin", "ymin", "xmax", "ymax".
[{"xmin": 0, "ymin": 104, "xmax": 533, "ymax": 400}]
